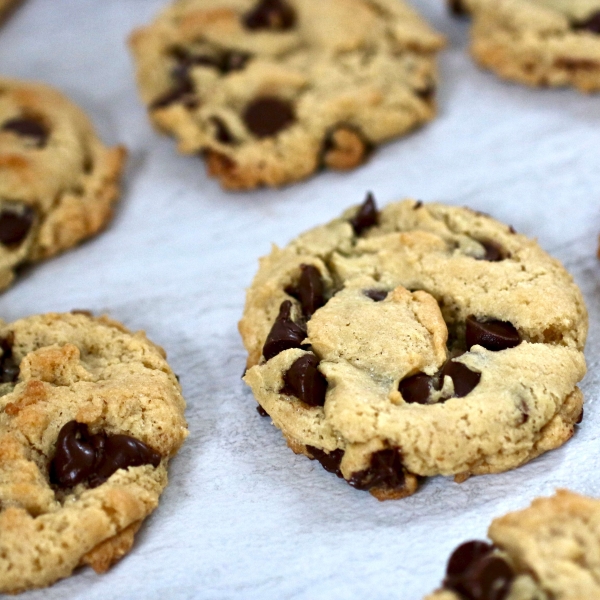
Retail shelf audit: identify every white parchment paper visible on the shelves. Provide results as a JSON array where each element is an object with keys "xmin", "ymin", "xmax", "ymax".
[{"xmin": 1, "ymin": 1, "xmax": 600, "ymax": 598}]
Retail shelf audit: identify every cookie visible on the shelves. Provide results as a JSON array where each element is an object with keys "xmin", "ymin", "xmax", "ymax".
[
  {"xmin": 240, "ymin": 195, "xmax": 587, "ymax": 500},
  {"xmin": 0, "ymin": 312, "xmax": 188, "ymax": 593},
  {"xmin": 451, "ymin": 0, "xmax": 600, "ymax": 92},
  {"xmin": 129, "ymin": 0, "xmax": 445, "ymax": 190},
  {"xmin": 0, "ymin": 77, "xmax": 126, "ymax": 291},
  {"xmin": 426, "ymin": 489, "xmax": 600, "ymax": 600}
]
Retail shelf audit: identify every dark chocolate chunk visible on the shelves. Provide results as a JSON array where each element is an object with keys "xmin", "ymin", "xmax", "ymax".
[
  {"xmin": 89, "ymin": 434, "xmax": 161, "ymax": 488},
  {"xmin": 210, "ymin": 116, "xmax": 235, "ymax": 144},
  {"xmin": 445, "ymin": 541, "xmax": 494, "ymax": 582},
  {"xmin": 441, "ymin": 361, "xmax": 481, "ymax": 398},
  {"xmin": 243, "ymin": 97, "xmax": 295, "ymax": 138},
  {"xmin": 2, "ymin": 117, "xmax": 48, "ymax": 147},
  {"xmin": 451, "ymin": 556, "xmax": 514, "ymax": 600},
  {"xmin": 262, "ymin": 300, "xmax": 307, "ymax": 361},
  {"xmin": 50, "ymin": 420, "xmax": 161, "ymax": 489},
  {"xmin": 256, "ymin": 404, "xmax": 269, "ymax": 417},
  {"xmin": 288, "ymin": 264, "xmax": 325, "ymax": 317},
  {"xmin": 466, "ymin": 316, "xmax": 521, "ymax": 352},
  {"xmin": 50, "ymin": 421, "xmax": 99, "ymax": 488},
  {"xmin": 150, "ymin": 79, "xmax": 195, "ymax": 110},
  {"xmin": 0, "ymin": 206, "xmax": 35, "ymax": 247},
  {"xmin": 306, "ymin": 445, "xmax": 344, "ymax": 477},
  {"xmin": 243, "ymin": 0, "xmax": 296, "ymax": 30},
  {"xmin": 477, "ymin": 240, "xmax": 508, "ymax": 262},
  {"xmin": 575, "ymin": 11, "xmax": 600, "ymax": 33},
  {"xmin": 281, "ymin": 354, "xmax": 327, "ymax": 407},
  {"xmin": 399, "ymin": 372, "xmax": 438, "ymax": 404},
  {"xmin": 364, "ymin": 289, "xmax": 388, "ymax": 302},
  {"xmin": 416, "ymin": 84, "xmax": 435, "ymax": 102},
  {"xmin": 348, "ymin": 448, "xmax": 405, "ymax": 492},
  {"xmin": 0, "ymin": 334, "xmax": 19, "ymax": 383},
  {"xmin": 350, "ymin": 192, "xmax": 378, "ymax": 235}
]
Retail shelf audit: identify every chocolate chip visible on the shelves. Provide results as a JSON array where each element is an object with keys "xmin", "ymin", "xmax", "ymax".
[
  {"xmin": 399, "ymin": 373, "xmax": 437, "ymax": 404},
  {"xmin": 414, "ymin": 200, "xmax": 423, "ymax": 210},
  {"xmin": 286, "ymin": 264, "xmax": 325, "ymax": 317},
  {"xmin": 416, "ymin": 84, "xmax": 435, "ymax": 103},
  {"xmin": 508, "ymin": 226, "xmax": 516, "ymax": 234},
  {"xmin": 364, "ymin": 289, "xmax": 388, "ymax": 302},
  {"xmin": 575, "ymin": 11, "xmax": 600, "ymax": 33},
  {"xmin": 445, "ymin": 541, "xmax": 494, "ymax": 582},
  {"xmin": 448, "ymin": 0, "xmax": 468, "ymax": 16},
  {"xmin": 441, "ymin": 361, "xmax": 481, "ymax": 398},
  {"xmin": 257, "ymin": 404, "xmax": 269, "ymax": 417},
  {"xmin": 243, "ymin": 97, "xmax": 295, "ymax": 138},
  {"xmin": 0, "ymin": 206, "xmax": 35, "ymax": 247},
  {"xmin": 450, "ymin": 555, "xmax": 514, "ymax": 600},
  {"xmin": 348, "ymin": 448, "xmax": 405, "ymax": 492},
  {"xmin": 210, "ymin": 116, "xmax": 235, "ymax": 144},
  {"xmin": 2, "ymin": 117, "xmax": 48, "ymax": 147},
  {"xmin": 576, "ymin": 407, "xmax": 584, "ymax": 424},
  {"xmin": 220, "ymin": 51, "xmax": 251, "ymax": 73},
  {"xmin": 306, "ymin": 445, "xmax": 344, "ymax": 477},
  {"xmin": 50, "ymin": 421, "xmax": 161, "ymax": 489},
  {"xmin": 466, "ymin": 316, "xmax": 521, "ymax": 352},
  {"xmin": 50, "ymin": 421, "xmax": 98, "ymax": 488},
  {"xmin": 477, "ymin": 240, "xmax": 508, "ymax": 262},
  {"xmin": 350, "ymin": 192, "xmax": 378, "ymax": 236},
  {"xmin": 150, "ymin": 78, "xmax": 195, "ymax": 110},
  {"xmin": 89, "ymin": 434, "xmax": 161, "ymax": 488},
  {"xmin": 0, "ymin": 334, "xmax": 19, "ymax": 384},
  {"xmin": 281, "ymin": 354, "xmax": 327, "ymax": 407},
  {"xmin": 243, "ymin": 0, "xmax": 296, "ymax": 30},
  {"xmin": 262, "ymin": 300, "xmax": 306, "ymax": 361}
]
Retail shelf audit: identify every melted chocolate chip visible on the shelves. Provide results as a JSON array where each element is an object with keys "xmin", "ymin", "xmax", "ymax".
[
  {"xmin": 348, "ymin": 448, "xmax": 405, "ymax": 492},
  {"xmin": 257, "ymin": 404, "xmax": 269, "ymax": 417},
  {"xmin": 0, "ymin": 334, "xmax": 19, "ymax": 383},
  {"xmin": 262, "ymin": 300, "xmax": 307, "ymax": 361},
  {"xmin": 575, "ymin": 11, "xmax": 600, "ymax": 33},
  {"xmin": 150, "ymin": 79, "xmax": 195, "ymax": 110},
  {"xmin": 477, "ymin": 240, "xmax": 508, "ymax": 262},
  {"xmin": 466, "ymin": 316, "xmax": 521, "ymax": 352},
  {"xmin": 210, "ymin": 116, "xmax": 235, "ymax": 144},
  {"xmin": 286, "ymin": 264, "xmax": 325, "ymax": 317},
  {"xmin": 399, "ymin": 373, "xmax": 437, "ymax": 404},
  {"xmin": 50, "ymin": 421, "xmax": 161, "ymax": 489},
  {"xmin": 243, "ymin": 97, "xmax": 295, "ymax": 138},
  {"xmin": 446, "ymin": 541, "xmax": 494, "ymax": 582},
  {"xmin": 364, "ymin": 289, "xmax": 388, "ymax": 302},
  {"xmin": 243, "ymin": 0, "xmax": 296, "ymax": 30},
  {"xmin": 441, "ymin": 361, "xmax": 481, "ymax": 398},
  {"xmin": 0, "ymin": 206, "xmax": 35, "ymax": 247},
  {"xmin": 2, "ymin": 117, "xmax": 48, "ymax": 147},
  {"xmin": 281, "ymin": 354, "xmax": 327, "ymax": 407},
  {"xmin": 89, "ymin": 434, "xmax": 161, "ymax": 488},
  {"xmin": 450, "ymin": 555, "xmax": 514, "ymax": 600},
  {"xmin": 306, "ymin": 445, "xmax": 344, "ymax": 477},
  {"xmin": 350, "ymin": 192, "xmax": 378, "ymax": 235}
]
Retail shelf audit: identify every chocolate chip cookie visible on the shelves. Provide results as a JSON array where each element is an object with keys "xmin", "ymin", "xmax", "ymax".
[
  {"xmin": 241, "ymin": 195, "xmax": 587, "ymax": 500},
  {"xmin": 426, "ymin": 490, "xmax": 600, "ymax": 600},
  {"xmin": 0, "ymin": 312, "xmax": 188, "ymax": 593},
  {"xmin": 0, "ymin": 77, "xmax": 126, "ymax": 291},
  {"xmin": 129, "ymin": 0, "xmax": 445, "ymax": 190},
  {"xmin": 451, "ymin": 0, "xmax": 600, "ymax": 92}
]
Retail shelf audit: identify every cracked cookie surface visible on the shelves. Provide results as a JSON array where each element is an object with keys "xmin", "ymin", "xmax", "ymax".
[
  {"xmin": 426, "ymin": 490, "xmax": 600, "ymax": 600},
  {"xmin": 240, "ymin": 197, "xmax": 587, "ymax": 500},
  {"xmin": 452, "ymin": 0, "xmax": 600, "ymax": 92},
  {"xmin": 129, "ymin": 0, "xmax": 445, "ymax": 190},
  {"xmin": 0, "ymin": 312, "xmax": 188, "ymax": 593},
  {"xmin": 0, "ymin": 77, "xmax": 126, "ymax": 292}
]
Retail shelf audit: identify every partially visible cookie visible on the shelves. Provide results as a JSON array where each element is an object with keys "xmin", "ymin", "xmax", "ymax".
[
  {"xmin": 0, "ymin": 0, "xmax": 22, "ymax": 23},
  {"xmin": 241, "ymin": 195, "xmax": 587, "ymax": 500},
  {"xmin": 425, "ymin": 490, "xmax": 600, "ymax": 599},
  {"xmin": 450, "ymin": 0, "xmax": 600, "ymax": 92},
  {"xmin": 0, "ymin": 77, "xmax": 126, "ymax": 291},
  {"xmin": 129, "ymin": 0, "xmax": 445, "ymax": 190},
  {"xmin": 0, "ymin": 312, "xmax": 188, "ymax": 593}
]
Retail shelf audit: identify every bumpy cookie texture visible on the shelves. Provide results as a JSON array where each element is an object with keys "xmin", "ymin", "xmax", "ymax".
[
  {"xmin": 426, "ymin": 490, "xmax": 600, "ymax": 600},
  {"xmin": 452, "ymin": 0, "xmax": 600, "ymax": 92},
  {"xmin": 129, "ymin": 0, "xmax": 445, "ymax": 190},
  {"xmin": 0, "ymin": 312, "xmax": 188, "ymax": 593},
  {"xmin": 240, "ymin": 196, "xmax": 587, "ymax": 500},
  {"xmin": 0, "ymin": 78, "xmax": 126, "ymax": 291}
]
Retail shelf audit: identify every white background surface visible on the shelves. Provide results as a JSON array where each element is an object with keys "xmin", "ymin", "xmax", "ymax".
[{"xmin": 1, "ymin": 1, "xmax": 600, "ymax": 598}]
